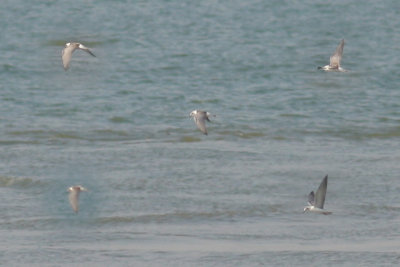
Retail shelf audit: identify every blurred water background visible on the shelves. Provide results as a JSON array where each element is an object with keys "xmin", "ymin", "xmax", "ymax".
[{"xmin": 0, "ymin": 0, "xmax": 400, "ymax": 266}]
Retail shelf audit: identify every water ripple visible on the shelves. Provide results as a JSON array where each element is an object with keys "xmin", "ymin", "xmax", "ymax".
[{"xmin": 0, "ymin": 175, "xmax": 45, "ymax": 188}]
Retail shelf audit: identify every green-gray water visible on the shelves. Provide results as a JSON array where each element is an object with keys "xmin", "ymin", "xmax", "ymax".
[{"xmin": 1, "ymin": 0, "xmax": 400, "ymax": 266}]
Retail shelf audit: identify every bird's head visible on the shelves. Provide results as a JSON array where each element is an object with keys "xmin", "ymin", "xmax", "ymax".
[
  {"xmin": 318, "ymin": 65, "xmax": 330, "ymax": 71},
  {"xmin": 68, "ymin": 185, "xmax": 88, "ymax": 192},
  {"xmin": 189, "ymin": 110, "xmax": 197, "ymax": 118}
]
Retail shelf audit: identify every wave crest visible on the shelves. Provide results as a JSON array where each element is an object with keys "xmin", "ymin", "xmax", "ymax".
[{"xmin": 0, "ymin": 176, "xmax": 44, "ymax": 188}]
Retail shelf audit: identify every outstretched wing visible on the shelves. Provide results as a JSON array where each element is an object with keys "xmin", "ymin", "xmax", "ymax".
[
  {"xmin": 329, "ymin": 39, "xmax": 344, "ymax": 69},
  {"xmin": 78, "ymin": 44, "xmax": 96, "ymax": 57},
  {"xmin": 308, "ymin": 191, "xmax": 315, "ymax": 206},
  {"xmin": 195, "ymin": 115, "xmax": 208, "ymax": 135},
  {"xmin": 62, "ymin": 45, "xmax": 75, "ymax": 70},
  {"xmin": 69, "ymin": 190, "xmax": 80, "ymax": 213},
  {"xmin": 315, "ymin": 175, "xmax": 328, "ymax": 209}
]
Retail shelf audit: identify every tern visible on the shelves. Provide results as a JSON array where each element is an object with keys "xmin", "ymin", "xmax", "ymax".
[
  {"xmin": 303, "ymin": 175, "xmax": 332, "ymax": 215},
  {"xmin": 68, "ymin": 185, "xmax": 87, "ymax": 213},
  {"xmin": 189, "ymin": 110, "xmax": 214, "ymax": 135},
  {"xmin": 62, "ymin": 42, "xmax": 96, "ymax": 70},
  {"xmin": 318, "ymin": 39, "xmax": 346, "ymax": 72}
]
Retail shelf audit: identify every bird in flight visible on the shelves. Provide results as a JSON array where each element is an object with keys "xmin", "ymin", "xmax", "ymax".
[
  {"xmin": 303, "ymin": 175, "xmax": 332, "ymax": 215},
  {"xmin": 62, "ymin": 42, "xmax": 96, "ymax": 70},
  {"xmin": 68, "ymin": 185, "xmax": 87, "ymax": 213},
  {"xmin": 318, "ymin": 39, "xmax": 346, "ymax": 72},
  {"xmin": 189, "ymin": 110, "xmax": 214, "ymax": 135}
]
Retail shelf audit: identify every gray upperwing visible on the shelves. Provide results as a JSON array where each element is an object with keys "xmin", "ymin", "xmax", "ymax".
[
  {"xmin": 81, "ymin": 47, "xmax": 96, "ymax": 57},
  {"xmin": 62, "ymin": 45, "xmax": 75, "ymax": 70},
  {"xmin": 78, "ymin": 44, "xmax": 96, "ymax": 57},
  {"xmin": 329, "ymin": 39, "xmax": 344, "ymax": 68},
  {"xmin": 308, "ymin": 191, "xmax": 315, "ymax": 206},
  {"xmin": 195, "ymin": 117, "xmax": 208, "ymax": 135},
  {"xmin": 315, "ymin": 175, "xmax": 328, "ymax": 209},
  {"xmin": 69, "ymin": 190, "xmax": 80, "ymax": 213}
]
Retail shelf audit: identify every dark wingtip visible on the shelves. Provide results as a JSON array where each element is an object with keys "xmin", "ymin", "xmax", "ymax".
[{"xmin": 317, "ymin": 66, "xmax": 322, "ymax": 69}]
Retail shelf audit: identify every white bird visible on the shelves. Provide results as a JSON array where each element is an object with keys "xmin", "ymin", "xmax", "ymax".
[
  {"xmin": 68, "ymin": 185, "xmax": 87, "ymax": 213},
  {"xmin": 303, "ymin": 175, "xmax": 332, "ymax": 215},
  {"xmin": 189, "ymin": 110, "xmax": 214, "ymax": 135},
  {"xmin": 318, "ymin": 39, "xmax": 346, "ymax": 72},
  {"xmin": 62, "ymin": 42, "xmax": 96, "ymax": 70}
]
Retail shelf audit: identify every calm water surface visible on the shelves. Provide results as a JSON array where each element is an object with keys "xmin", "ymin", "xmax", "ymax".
[{"xmin": 1, "ymin": 0, "xmax": 400, "ymax": 266}]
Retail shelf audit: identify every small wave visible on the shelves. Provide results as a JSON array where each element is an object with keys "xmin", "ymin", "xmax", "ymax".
[
  {"xmin": 279, "ymin": 113, "xmax": 310, "ymax": 118},
  {"xmin": 93, "ymin": 129, "xmax": 130, "ymax": 138},
  {"xmin": 190, "ymin": 99, "xmax": 221, "ymax": 104},
  {"xmin": 109, "ymin": 116, "xmax": 131, "ymax": 123},
  {"xmin": 217, "ymin": 130, "xmax": 266, "ymax": 139},
  {"xmin": 46, "ymin": 40, "xmax": 103, "ymax": 47},
  {"xmin": 96, "ymin": 207, "xmax": 281, "ymax": 226},
  {"xmin": 9, "ymin": 130, "xmax": 82, "ymax": 141},
  {"xmin": 1, "ymin": 217, "xmax": 61, "ymax": 230},
  {"xmin": 96, "ymin": 216, "xmax": 136, "ymax": 225},
  {"xmin": 1, "ymin": 63, "xmax": 17, "ymax": 72},
  {"xmin": 0, "ymin": 140, "xmax": 39, "ymax": 145},
  {"xmin": 235, "ymin": 131, "xmax": 265, "ymax": 139},
  {"xmin": 176, "ymin": 129, "xmax": 266, "ymax": 141},
  {"xmin": 52, "ymin": 132, "xmax": 82, "ymax": 139},
  {"xmin": 364, "ymin": 129, "xmax": 400, "ymax": 139},
  {"xmin": 180, "ymin": 136, "xmax": 202, "ymax": 142},
  {"xmin": 170, "ymin": 52, "xmax": 189, "ymax": 58},
  {"xmin": 0, "ymin": 175, "xmax": 45, "ymax": 188},
  {"xmin": 8, "ymin": 129, "xmax": 131, "ymax": 142},
  {"xmin": 9, "ymin": 130, "xmax": 51, "ymax": 137},
  {"xmin": 359, "ymin": 204, "xmax": 400, "ymax": 213},
  {"xmin": 96, "ymin": 212, "xmax": 218, "ymax": 225},
  {"xmin": 298, "ymin": 127, "xmax": 400, "ymax": 141}
]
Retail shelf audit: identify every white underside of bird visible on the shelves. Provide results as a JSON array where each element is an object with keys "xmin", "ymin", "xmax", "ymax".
[{"xmin": 68, "ymin": 185, "xmax": 87, "ymax": 213}]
